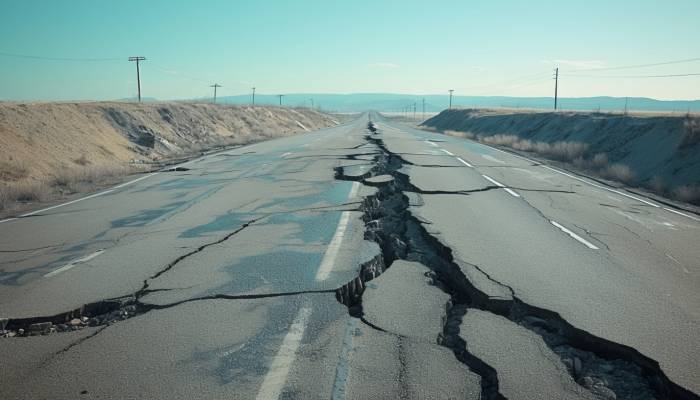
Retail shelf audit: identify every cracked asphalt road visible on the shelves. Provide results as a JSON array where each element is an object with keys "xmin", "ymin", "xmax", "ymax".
[{"xmin": 1, "ymin": 114, "xmax": 699, "ymax": 399}]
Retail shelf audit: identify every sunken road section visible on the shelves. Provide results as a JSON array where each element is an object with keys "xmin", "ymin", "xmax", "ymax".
[{"xmin": 333, "ymin": 122, "xmax": 699, "ymax": 400}]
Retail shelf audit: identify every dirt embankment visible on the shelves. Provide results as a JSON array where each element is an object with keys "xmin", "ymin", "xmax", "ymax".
[
  {"xmin": 0, "ymin": 102, "xmax": 339, "ymax": 212},
  {"xmin": 422, "ymin": 109, "xmax": 700, "ymax": 204}
]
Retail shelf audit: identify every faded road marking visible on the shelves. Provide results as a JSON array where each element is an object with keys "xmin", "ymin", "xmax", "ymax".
[
  {"xmin": 44, "ymin": 249, "xmax": 105, "ymax": 278},
  {"xmin": 256, "ymin": 306, "xmax": 312, "ymax": 400},
  {"xmin": 550, "ymin": 221, "xmax": 599, "ymax": 250},
  {"xmin": 482, "ymin": 154, "xmax": 505, "ymax": 164},
  {"xmin": 440, "ymin": 148, "xmax": 454, "ymax": 156}
]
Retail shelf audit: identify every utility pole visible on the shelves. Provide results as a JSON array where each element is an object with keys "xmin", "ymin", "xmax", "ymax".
[
  {"xmin": 413, "ymin": 102, "xmax": 416, "ymax": 120},
  {"xmin": 310, "ymin": 98, "xmax": 314, "ymax": 109},
  {"xmin": 277, "ymin": 94, "xmax": 284, "ymax": 106},
  {"xmin": 128, "ymin": 56, "xmax": 146, "ymax": 102},
  {"xmin": 210, "ymin": 83, "xmax": 221, "ymax": 103},
  {"xmin": 448, "ymin": 89, "xmax": 454, "ymax": 109},
  {"xmin": 554, "ymin": 67, "xmax": 559, "ymax": 111},
  {"xmin": 251, "ymin": 87, "xmax": 256, "ymax": 106},
  {"xmin": 422, "ymin": 98, "xmax": 426, "ymax": 120}
]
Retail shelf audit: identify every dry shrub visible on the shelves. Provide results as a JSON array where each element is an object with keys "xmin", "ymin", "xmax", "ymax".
[
  {"xmin": 444, "ymin": 130, "xmax": 475, "ymax": 139},
  {"xmin": 480, "ymin": 134, "xmax": 588, "ymax": 161},
  {"xmin": 0, "ymin": 181, "xmax": 51, "ymax": 211},
  {"xmin": 51, "ymin": 165, "xmax": 131, "ymax": 194},
  {"xmin": 648, "ymin": 176, "xmax": 667, "ymax": 194},
  {"xmin": 672, "ymin": 185, "xmax": 700, "ymax": 204},
  {"xmin": 602, "ymin": 163, "xmax": 634, "ymax": 183},
  {"xmin": 0, "ymin": 159, "xmax": 30, "ymax": 181}
]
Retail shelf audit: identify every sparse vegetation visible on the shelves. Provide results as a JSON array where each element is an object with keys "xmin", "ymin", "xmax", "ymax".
[
  {"xmin": 680, "ymin": 116, "xmax": 700, "ymax": 149},
  {"xmin": 479, "ymin": 134, "xmax": 589, "ymax": 161},
  {"xmin": 673, "ymin": 185, "xmax": 700, "ymax": 204}
]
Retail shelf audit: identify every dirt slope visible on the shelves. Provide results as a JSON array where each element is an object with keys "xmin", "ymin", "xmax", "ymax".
[
  {"xmin": 0, "ymin": 102, "xmax": 339, "ymax": 212},
  {"xmin": 0, "ymin": 102, "xmax": 338, "ymax": 181},
  {"xmin": 422, "ymin": 109, "xmax": 700, "ymax": 203}
]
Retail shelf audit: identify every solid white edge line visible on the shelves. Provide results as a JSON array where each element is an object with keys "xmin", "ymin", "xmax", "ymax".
[
  {"xmin": 541, "ymin": 165, "xmax": 659, "ymax": 208},
  {"xmin": 663, "ymin": 207, "xmax": 700, "ymax": 222},
  {"xmin": 20, "ymin": 189, "xmax": 116, "ymax": 218},
  {"xmin": 550, "ymin": 221, "xmax": 599, "ymax": 250},
  {"xmin": 44, "ymin": 249, "xmax": 105, "ymax": 278},
  {"xmin": 256, "ymin": 306, "xmax": 312, "ymax": 400},
  {"xmin": 1, "ymin": 172, "xmax": 160, "ymax": 224},
  {"xmin": 456, "ymin": 157, "xmax": 473, "ymax": 167},
  {"xmin": 112, "ymin": 172, "xmax": 159, "ymax": 189},
  {"xmin": 440, "ymin": 149, "xmax": 454, "ymax": 156},
  {"xmin": 425, "ymin": 140, "xmax": 438, "ymax": 147},
  {"xmin": 348, "ymin": 181, "xmax": 360, "ymax": 199},
  {"xmin": 315, "ymin": 211, "xmax": 352, "ymax": 281}
]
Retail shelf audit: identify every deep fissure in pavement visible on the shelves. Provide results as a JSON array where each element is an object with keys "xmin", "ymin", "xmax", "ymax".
[{"xmin": 333, "ymin": 122, "xmax": 699, "ymax": 400}]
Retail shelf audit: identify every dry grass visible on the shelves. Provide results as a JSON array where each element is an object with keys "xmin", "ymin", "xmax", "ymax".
[
  {"xmin": 672, "ymin": 185, "xmax": 700, "ymax": 204},
  {"xmin": 0, "ymin": 159, "xmax": 30, "ymax": 181},
  {"xmin": 601, "ymin": 163, "xmax": 635, "ymax": 183},
  {"xmin": 444, "ymin": 130, "xmax": 475, "ymax": 139},
  {"xmin": 0, "ymin": 164, "xmax": 136, "ymax": 212},
  {"xmin": 479, "ymin": 134, "xmax": 588, "ymax": 161}
]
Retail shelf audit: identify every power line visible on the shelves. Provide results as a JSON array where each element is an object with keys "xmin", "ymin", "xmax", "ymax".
[
  {"xmin": 564, "ymin": 72, "xmax": 700, "ymax": 78},
  {"xmin": 0, "ymin": 50, "xmax": 123, "ymax": 62},
  {"xmin": 567, "ymin": 57, "xmax": 700, "ymax": 72}
]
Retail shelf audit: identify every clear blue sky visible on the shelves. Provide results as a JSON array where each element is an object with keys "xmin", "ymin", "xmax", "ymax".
[{"xmin": 1, "ymin": 0, "xmax": 699, "ymax": 100}]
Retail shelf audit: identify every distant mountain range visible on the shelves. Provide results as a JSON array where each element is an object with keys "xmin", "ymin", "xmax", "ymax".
[{"xmin": 214, "ymin": 93, "xmax": 700, "ymax": 113}]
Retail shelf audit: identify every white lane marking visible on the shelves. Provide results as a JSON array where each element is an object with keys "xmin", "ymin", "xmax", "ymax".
[
  {"xmin": 256, "ymin": 306, "xmax": 312, "ymax": 400},
  {"xmin": 315, "ymin": 211, "xmax": 352, "ymax": 281},
  {"xmin": 481, "ymin": 175, "xmax": 520, "ymax": 198},
  {"xmin": 44, "ymin": 249, "xmax": 105, "ymax": 278},
  {"xmin": 482, "ymin": 154, "xmax": 505, "ymax": 164},
  {"xmin": 281, "ymin": 152, "xmax": 292, "ymax": 158},
  {"xmin": 440, "ymin": 149, "xmax": 454, "ymax": 156},
  {"xmin": 0, "ymin": 173, "xmax": 160, "ymax": 225},
  {"xmin": 663, "ymin": 207, "xmax": 700, "ymax": 222},
  {"xmin": 19, "ymin": 189, "xmax": 115, "ymax": 218},
  {"xmin": 425, "ymin": 140, "xmax": 438, "ymax": 147},
  {"xmin": 315, "ymin": 182, "xmax": 359, "ymax": 281},
  {"xmin": 541, "ymin": 165, "xmax": 659, "ymax": 208},
  {"xmin": 112, "ymin": 173, "xmax": 158, "ymax": 189},
  {"xmin": 348, "ymin": 181, "xmax": 360, "ymax": 199},
  {"xmin": 550, "ymin": 221, "xmax": 599, "ymax": 250},
  {"xmin": 484, "ymin": 144, "xmax": 537, "ymax": 164},
  {"xmin": 456, "ymin": 157, "xmax": 473, "ymax": 167}
]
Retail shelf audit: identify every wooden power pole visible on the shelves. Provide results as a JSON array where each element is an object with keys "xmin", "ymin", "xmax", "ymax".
[{"xmin": 128, "ymin": 56, "xmax": 146, "ymax": 102}]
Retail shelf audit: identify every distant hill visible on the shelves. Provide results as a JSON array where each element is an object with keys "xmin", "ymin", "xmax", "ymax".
[{"xmin": 216, "ymin": 93, "xmax": 700, "ymax": 113}]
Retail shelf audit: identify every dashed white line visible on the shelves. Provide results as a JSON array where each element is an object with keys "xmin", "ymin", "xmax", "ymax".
[
  {"xmin": 256, "ymin": 306, "xmax": 312, "ymax": 400},
  {"xmin": 456, "ymin": 157, "xmax": 473, "ymax": 167},
  {"xmin": 541, "ymin": 165, "xmax": 659, "ymax": 208},
  {"xmin": 44, "ymin": 249, "xmax": 105, "ymax": 278},
  {"xmin": 440, "ymin": 149, "xmax": 454, "ymax": 156},
  {"xmin": 281, "ymin": 152, "xmax": 293, "ymax": 158},
  {"xmin": 481, "ymin": 175, "xmax": 520, "ymax": 197},
  {"xmin": 425, "ymin": 140, "xmax": 439, "ymax": 147},
  {"xmin": 550, "ymin": 221, "xmax": 599, "ymax": 250}
]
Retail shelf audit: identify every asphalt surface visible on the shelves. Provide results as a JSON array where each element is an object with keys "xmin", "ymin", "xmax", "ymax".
[{"xmin": 1, "ymin": 113, "xmax": 699, "ymax": 399}]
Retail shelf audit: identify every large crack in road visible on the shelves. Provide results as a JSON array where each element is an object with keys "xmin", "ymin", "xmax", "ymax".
[{"xmin": 333, "ymin": 122, "xmax": 699, "ymax": 400}]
